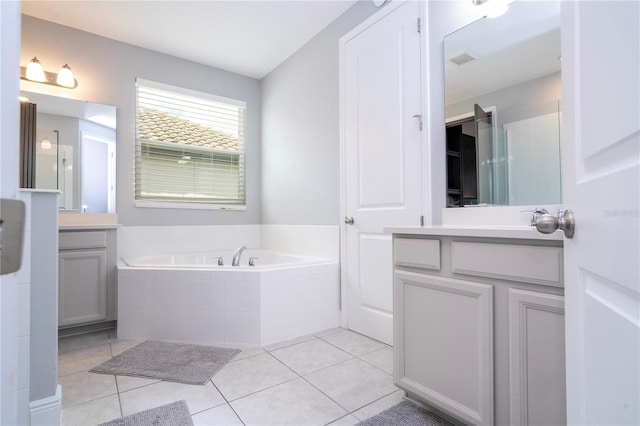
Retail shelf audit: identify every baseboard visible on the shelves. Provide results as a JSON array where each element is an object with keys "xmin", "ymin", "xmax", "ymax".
[{"xmin": 30, "ymin": 384, "xmax": 61, "ymax": 426}]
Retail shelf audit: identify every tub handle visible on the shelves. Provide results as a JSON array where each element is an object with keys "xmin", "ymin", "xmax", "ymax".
[
  {"xmin": 215, "ymin": 256, "xmax": 224, "ymax": 266},
  {"xmin": 248, "ymin": 257, "xmax": 258, "ymax": 267}
]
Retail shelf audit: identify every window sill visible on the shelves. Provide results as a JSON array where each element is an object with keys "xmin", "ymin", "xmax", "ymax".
[{"xmin": 135, "ymin": 201, "xmax": 246, "ymax": 211}]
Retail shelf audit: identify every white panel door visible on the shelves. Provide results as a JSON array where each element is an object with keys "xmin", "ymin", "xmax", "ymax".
[
  {"xmin": 340, "ymin": 0, "xmax": 422, "ymax": 344},
  {"xmin": 562, "ymin": 2, "xmax": 639, "ymax": 425}
]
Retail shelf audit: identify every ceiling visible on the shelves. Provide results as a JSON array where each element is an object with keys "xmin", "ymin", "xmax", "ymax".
[
  {"xmin": 444, "ymin": 0, "xmax": 561, "ymax": 105},
  {"xmin": 21, "ymin": 0, "xmax": 359, "ymax": 80}
]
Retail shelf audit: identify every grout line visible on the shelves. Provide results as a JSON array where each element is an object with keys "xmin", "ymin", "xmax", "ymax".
[{"xmin": 209, "ymin": 380, "xmax": 247, "ymax": 426}]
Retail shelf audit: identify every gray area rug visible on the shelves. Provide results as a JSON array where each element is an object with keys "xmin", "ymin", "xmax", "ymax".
[
  {"xmin": 98, "ymin": 400, "xmax": 193, "ymax": 426},
  {"xmin": 357, "ymin": 401, "xmax": 454, "ymax": 426},
  {"xmin": 90, "ymin": 340, "xmax": 240, "ymax": 385}
]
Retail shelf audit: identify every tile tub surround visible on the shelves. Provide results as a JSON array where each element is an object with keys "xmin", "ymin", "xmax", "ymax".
[
  {"xmin": 117, "ymin": 262, "xmax": 340, "ymax": 346},
  {"xmin": 59, "ymin": 328, "xmax": 401, "ymax": 426}
]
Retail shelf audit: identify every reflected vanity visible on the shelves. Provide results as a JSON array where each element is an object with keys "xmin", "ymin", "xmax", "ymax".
[
  {"xmin": 19, "ymin": 89, "xmax": 119, "ymax": 334},
  {"xmin": 19, "ymin": 90, "xmax": 116, "ymax": 213},
  {"xmin": 444, "ymin": 1, "xmax": 561, "ymax": 207}
]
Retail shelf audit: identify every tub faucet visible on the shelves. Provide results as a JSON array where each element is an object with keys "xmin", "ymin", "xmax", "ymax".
[{"xmin": 232, "ymin": 246, "xmax": 247, "ymax": 266}]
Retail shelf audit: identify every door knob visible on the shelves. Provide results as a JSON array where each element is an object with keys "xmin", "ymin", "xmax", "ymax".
[
  {"xmin": 344, "ymin": 216, "xmax": 355, "ymax": 225},
  {"xmin": 532, "ymin": 209, "xmax": 575, "ymax": 239}
]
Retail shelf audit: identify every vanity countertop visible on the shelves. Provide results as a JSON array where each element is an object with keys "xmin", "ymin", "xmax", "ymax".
[{"xmin": 385, "ymin": 225, "xmax": 564, "ymax": 240}]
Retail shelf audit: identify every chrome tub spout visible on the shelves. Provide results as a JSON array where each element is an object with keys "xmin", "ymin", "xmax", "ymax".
[{"xmin": 232, "ymin": 246, "xmax": 247, "ymax": 266}]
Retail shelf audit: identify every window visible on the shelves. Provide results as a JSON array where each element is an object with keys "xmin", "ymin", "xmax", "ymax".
[{"xmin": 135, "ymin": 78, "xmax": 246, "ymax": 208}]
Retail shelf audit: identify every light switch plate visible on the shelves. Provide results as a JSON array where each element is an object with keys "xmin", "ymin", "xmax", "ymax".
[{"xmin": 1, "ymin": 199, "xmax": 26, "ymax": 275}]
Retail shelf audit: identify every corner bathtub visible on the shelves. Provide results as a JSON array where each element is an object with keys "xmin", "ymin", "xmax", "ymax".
[{"xmin": 117, "ymin": 250, "xmax": 339, "ymax": 346}]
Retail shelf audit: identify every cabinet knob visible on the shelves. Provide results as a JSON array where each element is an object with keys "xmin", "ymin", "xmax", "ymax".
[{"xmin": 344, "ymin": 216, "xmax": 355, "ymax": 225}]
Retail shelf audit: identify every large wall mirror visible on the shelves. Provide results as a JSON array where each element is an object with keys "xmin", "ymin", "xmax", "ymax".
[
  {"xmin": 444, "ymin": 1, "xmax": 561, "ymax": 207},
  {"xmin": 19, "ymin": 90, "xmax": 116, "ymax": 213}
]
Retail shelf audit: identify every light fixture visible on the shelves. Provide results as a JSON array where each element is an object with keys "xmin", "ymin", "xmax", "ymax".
[
  {"xmin": 25, "ymin": 57, "xmax": 45, "ymax": 82},
  {"xmin": 21, "ymin": 57, "xmax": 78, "ymax": 89},
  {"xmin": 41, "ymin": 138, "xmax": 52, "ymax": 150},
  {"xmin": 56, "ymin": 64, "xmax": 75, "ymax": 88}
]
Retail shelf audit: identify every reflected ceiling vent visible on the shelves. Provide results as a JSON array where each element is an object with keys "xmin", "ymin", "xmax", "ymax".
[{"xmin": 450, "ymin": 52, "xmax": 476, "ymax": 66}]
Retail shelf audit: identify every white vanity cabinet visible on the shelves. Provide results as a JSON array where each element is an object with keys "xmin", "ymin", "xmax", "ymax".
[
  {"xmin": 391, "ymin": 229, "xmax": 566, "ymax": 426},
  {"xmin": 58, "ymin": 228, "xmax": 117, "ymax": 331}
]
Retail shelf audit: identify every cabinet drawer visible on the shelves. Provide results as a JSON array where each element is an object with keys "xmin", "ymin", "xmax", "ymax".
[
  {"xmin": 59, "ymin": 231, "xmax": 107, "ymax": 250},
  {"xmin": 394, "ymin": 238, "xmax": 440, "ymax": 270},
  {"xmin": 451, "ymin": 241, "xmax": 562, "ymax": 286}
]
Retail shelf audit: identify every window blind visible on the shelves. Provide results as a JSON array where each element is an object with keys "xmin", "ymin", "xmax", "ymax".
[{"xmin": 135, "ymin": 78, "xmax": 246, "ymax": 206}]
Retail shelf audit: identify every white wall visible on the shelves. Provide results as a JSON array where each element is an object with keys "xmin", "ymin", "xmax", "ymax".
[
  {"xmin": 261, "ymin": 1, "xmax": 379, "ymax": 226},
  {"xmin": 1, "ymin": 1, "xmax": 22, "ymax": 424},
  {"xmin": 21, "ymin": 15, "xmax": 262, "ymax": 226}
]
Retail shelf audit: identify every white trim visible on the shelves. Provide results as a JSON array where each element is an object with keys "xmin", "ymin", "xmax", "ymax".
[
  {"xmin": 29, "ymin": 384, "xmax": 61, "ymax": 426},
  {"xmin": 135, "ymin": 77, "xmax": 246, "ymax": 108},
  {"xmin": 135, "ymin": 200, "xmax": 246, "ymax": 211}
]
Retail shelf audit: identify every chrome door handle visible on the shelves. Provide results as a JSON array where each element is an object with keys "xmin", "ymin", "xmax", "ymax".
[
  {"xmin": 532, "ymin": 209, "xmax": 575, "ymax": 238},
  {"xmin": 344, "ymin": 216, "xmax": 355, "ymax": 225}
]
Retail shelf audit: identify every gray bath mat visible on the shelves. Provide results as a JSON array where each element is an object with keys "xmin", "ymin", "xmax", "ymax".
[
  {"xmin": 98, "ymin": 400, "xmax": 193, "ymax": 426},
  {"xmin": 356, "ymin": 401, "xmax": 454, "ymax": 426},
  {"xmin": 90, "ymin": 340, "xmax": 240, "ymax": 385}
]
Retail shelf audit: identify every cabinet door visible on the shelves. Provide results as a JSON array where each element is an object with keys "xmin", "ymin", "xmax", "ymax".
[
  {"xmin": 59, "ymin": 249, "xmax": 107, "ymax": 327},
  {"xmin": 394, "ymin": 271, "xmax": 494, "ymax": 425},
  {"xmin": 508, "ymin": 289, "xmax": 566, "ymax": 425}
]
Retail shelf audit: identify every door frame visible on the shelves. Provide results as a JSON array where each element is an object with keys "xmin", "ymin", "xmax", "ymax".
[{"xmin": 338, "ymin": 0, "xmax": 425, "ymax": 328}]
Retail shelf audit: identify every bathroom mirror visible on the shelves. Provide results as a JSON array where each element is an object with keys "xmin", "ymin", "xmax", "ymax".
[
  {"xmin": 19, "ymin": 90, "xmax": 116, "ymax": 213},
  {"xmin": 444, "ymin": 0, "xmax": 561, "ymax": 207}
]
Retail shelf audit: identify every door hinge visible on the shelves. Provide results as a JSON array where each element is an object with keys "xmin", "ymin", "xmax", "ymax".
[
  {"xmin": 420, "ymin": 215, "xmax": 424, "ymax": 227},
  {"xmin": 417, "ymin": 17, "xmax": 422, "ymax": 33}
]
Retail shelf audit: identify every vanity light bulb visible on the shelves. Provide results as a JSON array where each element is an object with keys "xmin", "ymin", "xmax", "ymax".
[
  {"xmin": 57, "ymin": 64, "xmax": 75, "ymax": 88},
  {"xmin": 26, "ymin": 57, "xmax": 46, "ymax": 82},
  {"xmin": 41, "ymin": 138, "xmax": 52, "ymax": 150}
]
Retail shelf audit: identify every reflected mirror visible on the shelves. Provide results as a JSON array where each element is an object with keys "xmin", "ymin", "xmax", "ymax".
[
  {"xmin": 444, "ymin": 1, "xmax": 561, "ymax": 207},
  {"xmin": 19, "ymin": 90, "xmax": 116, "ymax": 213}
]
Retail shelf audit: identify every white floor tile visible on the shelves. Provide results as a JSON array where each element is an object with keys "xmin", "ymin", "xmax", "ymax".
[
  {"xmin": 191, "ymin": 403, "xmax": 244, "ymax": 426},
  {"xmin": 110, "ymin": 339, "xmax": 143, "ymax": 357},
  {"xmin": 327, "ymin": 414, "xmax": 360, "ymax": 426},
  {"xmin": 304, "ymin": 358, "xmax": 397, "ymax": 412},
  {"xmin": 119, "ymin": 380, "xmax": 225, "ymax": 416},
  {"xmin": 212, "ymin": 353, "xmax": 297, "ymax": 401},
  {"xmin": 115, "ymin": 375, "xmax": 161, "ymax": 393},
  {"xmin": 262, "ymin": 333, "xmax": 317, "ymax": 352},
  {"xmin": 231, "ymin": 377, "xmax": 347, "ymax": 426},
  {"xmin": 359, "ymin": 346, "xmax": 393, "ymax": 375},
  {"xmin": 314, "ymin": 327, "xmax": 345, "ymax": 338},
  {"xmin": 230, "ymin": 346, "xmax": 265, "ymax": 362},
  {"xmin": 321, "ymin": 330, "xmax": 386, "ymax": 357},
  {"xmin": 270, "ymin": 339, "xmax": 353, "ymax": 375},
  {"xmin": 58, "ymin": 344, "xmax": 112, "ymax": 377},
  {"xmin": 61, "ymin": 395, "xmax": 121, "ymax": 426},
  {"xmin": 58, "ymin": 371, "xmax": 118, "ymax": 408}
]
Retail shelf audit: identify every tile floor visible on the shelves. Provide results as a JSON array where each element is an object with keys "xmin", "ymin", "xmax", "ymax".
[{"xmin": 58, "ymin": 327, "xmax": 405, "ymax": 425}]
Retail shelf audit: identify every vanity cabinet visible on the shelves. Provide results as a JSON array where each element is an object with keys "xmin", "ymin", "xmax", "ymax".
[
  {"xmin": 392, "ymin": 231, "xmax": 566, "ymax": 426},
  {"xmin": 58, "ymin": 228, "xmax": 117, "ymax": 331}
]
